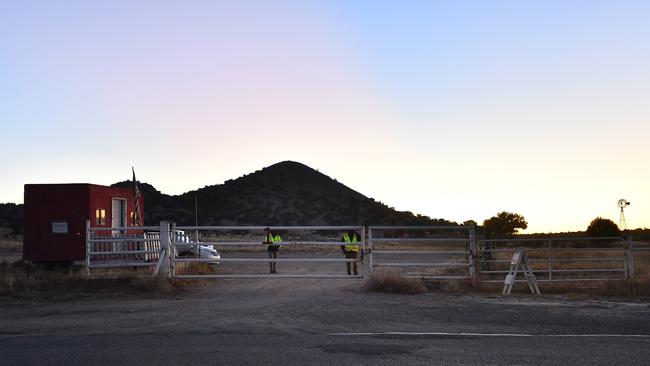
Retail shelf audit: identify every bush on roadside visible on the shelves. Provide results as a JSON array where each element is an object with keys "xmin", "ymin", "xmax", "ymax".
[{"xmin": 364, "ymin": 270, "xmax": 426, "ymax": 295}]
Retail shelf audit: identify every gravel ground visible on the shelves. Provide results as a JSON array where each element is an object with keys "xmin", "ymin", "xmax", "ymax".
[
  {"xmin": 1, "ymin": 273, "xmax": 650, "ymax": 365},
  {"xmin": 2, "ymin": 247, "xmax": 650, "ymax": 365}
]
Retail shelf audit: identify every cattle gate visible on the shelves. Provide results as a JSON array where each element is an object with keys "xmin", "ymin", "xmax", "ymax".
[
  {"xmin": 85, "ymin": 221, "xmax": 646, "ymax": 293},
  {"xmin": 170, "ymin": 225, "xmax": 365, "ymax": 279},
  {"xmin": 368, "ymin": 225, "xmax": 476, "ymax": 280}
]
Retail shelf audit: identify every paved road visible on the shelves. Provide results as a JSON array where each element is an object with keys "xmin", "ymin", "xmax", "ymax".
[
  {"xmin": 2, "ymin": 333, "xmax": 648, "ymax": 365},
  {"xmin": 1, "ymin": 277, "xmax": 650, "ymax": 365}
]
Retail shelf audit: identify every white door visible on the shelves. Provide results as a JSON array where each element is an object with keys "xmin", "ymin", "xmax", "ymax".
[{"xmin": 111, "ymin": 198, "xmax": 127, "ymax": 236}]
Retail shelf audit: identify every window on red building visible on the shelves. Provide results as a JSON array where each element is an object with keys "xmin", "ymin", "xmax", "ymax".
[{"xmin": 95, "ymin": 209, "xmax": 106, "ymax": 225}]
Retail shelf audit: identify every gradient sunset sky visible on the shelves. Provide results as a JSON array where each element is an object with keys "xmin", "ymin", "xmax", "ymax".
[{"xmin": 1, "ymin": 1, "xmax": 648, "ymax": 233}]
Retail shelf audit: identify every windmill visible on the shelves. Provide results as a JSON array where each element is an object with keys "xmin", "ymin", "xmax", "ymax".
[{"xmin": 618, "ymin": 199, "xmax": 630, "ymax": 230}]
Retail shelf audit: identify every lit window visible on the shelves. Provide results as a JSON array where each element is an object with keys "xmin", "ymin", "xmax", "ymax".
[
  {"xmin": 130, "ymin": 211, "xmax": 135, "ymax": 225},
  {"xmin": 95, "ymin": 209, "xmax": 106, "ymax": 225}
]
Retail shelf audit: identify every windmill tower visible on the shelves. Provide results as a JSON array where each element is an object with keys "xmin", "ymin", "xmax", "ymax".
[{"xmin": 618, "ymin": 199, "xmax": 630, "ymax": 230}]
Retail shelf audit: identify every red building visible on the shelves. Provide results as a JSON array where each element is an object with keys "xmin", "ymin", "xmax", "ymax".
[{"xmin": 23, "ymin": 184, "xmax": 144, "ymax": 263}]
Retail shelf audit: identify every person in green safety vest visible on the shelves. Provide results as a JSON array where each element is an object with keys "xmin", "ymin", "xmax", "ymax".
[
  {"xmin": 263, "ymin": 227, "xmax": 282, "ymax": 273},
  {"xmin": 340, "ymin": 231, "xmax": 360, "ymax": 276}
]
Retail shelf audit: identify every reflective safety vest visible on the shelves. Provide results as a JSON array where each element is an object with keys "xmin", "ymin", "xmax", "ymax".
[
  {"xmin": 343, "ymin": 233, "xmax": 359, "ymax": 252},
  {"xmin": 265, "ymin": 233, "xmax": 282, "ymax": 244}
]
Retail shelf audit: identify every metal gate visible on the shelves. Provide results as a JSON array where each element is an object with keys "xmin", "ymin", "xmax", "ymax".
[
  {"xmin": 478, "ymin": 237, "xmax": 631, "ymax": 284},
  {"xmin": 169, "ymin": 225, "xmax": 366, "ymax": 279},
  {"xmin": 368, "ymin": 225, "xmax": 476, "ymax": 280}
]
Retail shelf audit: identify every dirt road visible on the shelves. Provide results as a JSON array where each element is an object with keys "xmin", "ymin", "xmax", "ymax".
[{"xmin": 2, "ymin": 276, "xmax": 650, "ymax": 365}]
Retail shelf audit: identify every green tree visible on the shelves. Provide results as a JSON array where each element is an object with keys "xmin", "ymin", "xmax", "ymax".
[
  {"xmin": 483, "ymin": 211, "xmax": 528, "ymax": 238},
  {"xmin": 586, "ymin": 217, "xmax": 620, "ymax": 237}
]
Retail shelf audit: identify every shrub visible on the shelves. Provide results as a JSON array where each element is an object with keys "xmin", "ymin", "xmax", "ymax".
[
  {"xmin": 586, "ymin": 217, "xmax": 620, "ymax": 237},
  {"xmin": 364, "ymin": 270, "xmax": 426, "ymax": 294}
]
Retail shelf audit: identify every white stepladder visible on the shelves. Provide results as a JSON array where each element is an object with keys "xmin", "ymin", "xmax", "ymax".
[{"xmin": 502, "ymin": 247, "xmax": 541, "ymax": 295}]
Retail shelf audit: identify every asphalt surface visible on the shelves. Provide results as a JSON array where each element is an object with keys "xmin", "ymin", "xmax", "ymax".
[{"xmin": 2, "ymin": 274, "xmax": 650, "ymax": 365}]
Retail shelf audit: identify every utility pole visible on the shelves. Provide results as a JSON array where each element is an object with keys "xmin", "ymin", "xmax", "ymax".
[{"xmin": 195, "ymin": 193, "xmax": 199, "ymax": 257}]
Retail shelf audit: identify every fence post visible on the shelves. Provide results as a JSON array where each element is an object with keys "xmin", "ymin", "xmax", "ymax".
[
  {"xmin": 367, "ymin": 227, "xmax": 373, "ymax": 274},
  {"xmin": 360, "ymin": 226, "xmax": 366, "ymax": 278},
  {"xmin": 170, "ymin": 222, "xmax": 177, "ymax": 278},
  {"xmin": 626, "ymin": 238, "xmax": 634, "ymax": 280},
  {"xmin": 158, "ymin": 221, "xmax": 171, "ymax": 279},
  {"xmin": 548, "ymin": 240, "xmax": 553, "ymax": 283},
  {"xmin": 469, "ymin": 226, "xmax": 476, "ymax": 281},
  {"xmin": 85, "ymin": 220, "xmax": 91, "ymax": 276}
]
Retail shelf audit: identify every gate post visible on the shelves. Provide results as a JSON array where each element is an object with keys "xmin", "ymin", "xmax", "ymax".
[
  {"xmin": 367, "ymin": 227, "xmax": 373, "ymax": 274},
  {"xmin": 626, "ymin": 238, "xmax": 634, "ymax": 280},
  {"xmin": 85, "ymin": 220, "xmax": 91, "ymax": 276},
  {"xmin": 158, "ymin": 221, "xmax": 171, "ymax": 279},
  {"xmin": 468, "ymin": 225, "xmax": 476, "ymax": 281},
  {"xmin": 360, "ymin": 226, "xmax": 366, "ymax": 278}
]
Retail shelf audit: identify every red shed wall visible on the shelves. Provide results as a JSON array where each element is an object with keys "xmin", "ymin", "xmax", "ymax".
[
  {"xmin": 23, "ymin": 183, "xmax": 144, "ymax": 262},
  {"xmin": 87, "ymin": 185, "xmax": 143, "ymax": 229},
  {"xmin": 24, "ymin": 184, "xmax": 90, "ymax": 261}
]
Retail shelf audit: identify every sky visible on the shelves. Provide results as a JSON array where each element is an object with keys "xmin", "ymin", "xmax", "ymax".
[{"xmin": 1, "ymin": 1, "xmax": 649, "ymax": 233}]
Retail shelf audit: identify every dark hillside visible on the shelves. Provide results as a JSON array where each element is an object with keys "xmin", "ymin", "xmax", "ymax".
[
  {"xmin": 113, "ymin": 161, "xmax": 455, "ymax": 226},
  {"xmin": 0, "ymin": 203, "xmax": 23, "ymax": 235}
]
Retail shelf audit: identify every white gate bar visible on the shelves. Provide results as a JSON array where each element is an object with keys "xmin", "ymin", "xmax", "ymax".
[
  {"xmin": 479, "ymin": 237, "xmax": 624, "ymax": 242},
  {"xmin": 180, "ymin": 241, "xmax": 357, "ymax": 246},
  {"xmin": 374, "ymin": 262, "xmax": 469, "ymax": 267},
  {"xmin": 481, "ymin": 278, "xmax": 624, "ymax": 283},
  {"xmin": 408, "ymin": 275, "xmax": 471, "ymax": 280},
  {"xmin": 89, "ymin": 250, "xmax": 161, "ymax": 255},
  {"xmin": 373, "ymin": 250, "xmax": 468, "ymax": 255},
  {"xmin": 177, "ymin": 241, "xmax": 260, "ymax": 246},
  {"xmin": 481, "ymin": 258, "xmax": 625, "ymax": 263},
  {"xmin": 528, "ymin": 258, "xmax": 625, "ymax": 263},
  {"xmin": 369, "ymin": 225, "xmax": 473, "ymax": 230},
  {"xmin": 481, "ymin": 248, "xmax": 623, "ymax": 253},
  {"xmin": 480, "ymin": 268, "xmax": 624, "ymax": 274},
  {"xmin": 88, "ymin": 262, "xmax": 157, "ymax": 268},
  {"xmin": 175, "ymin": 225, "xmax": 363, "ymax": 231},
  {"xmin": 88, "ymin": 238, "xmax": 156, "ymax": 243},
  {"xmin": 173, "ymin": 274, "xmax": 362, "ymax": 279},
  {"xmin": 372, "ymin": 238, "xmax": 470, "ymax": 243},
  {"xmin": 174, "ymin": 258, "xmax": 359, "ymax": 263}
]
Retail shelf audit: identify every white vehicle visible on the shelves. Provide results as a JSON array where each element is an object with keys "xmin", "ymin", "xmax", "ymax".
[{"xmin": 174, "ymin": 230, "xmax": 221, "ymax": 264}]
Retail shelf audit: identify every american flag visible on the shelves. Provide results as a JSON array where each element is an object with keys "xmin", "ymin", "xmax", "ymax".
[{"xmin": 132, "ymin": 167, "xmax": 143, "ymax": 226}]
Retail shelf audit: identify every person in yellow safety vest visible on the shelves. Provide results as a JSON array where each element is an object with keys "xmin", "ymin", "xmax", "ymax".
[
  {"xmin": 263, "ymin": 227, "xmax": 282, "ymax": 273},
  {"xmin": 340, "ymin": 231, "xmax": 360, "ymax": 276}
]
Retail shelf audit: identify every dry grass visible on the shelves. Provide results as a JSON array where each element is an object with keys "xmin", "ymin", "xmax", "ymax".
[
  {"xmin": 174, "ymin": 262, "xmax": 217, "ymax": 275},
  {"xmin": 364, "ymin": 270, "xmax": 427, "ymax": 295},
  {"xmin": 0, "ymin": 261, "xmax": 180, "ymax": 298}
]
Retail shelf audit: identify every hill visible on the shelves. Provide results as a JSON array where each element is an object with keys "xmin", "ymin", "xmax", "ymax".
[
  {"xmin": 112, "ymin": 161, "xmax": 455, "ymax": 226},
  {"xmin": 0, "ymin": 161, "xmax": 456, "ymax": 232},
  {"xmin": 0, "ymin": 203, "xmax": 23, "ymax": 236}
]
